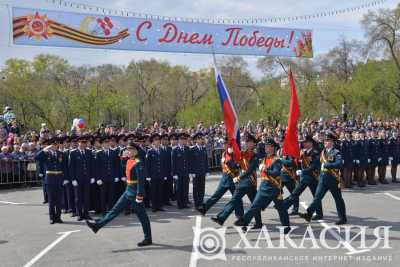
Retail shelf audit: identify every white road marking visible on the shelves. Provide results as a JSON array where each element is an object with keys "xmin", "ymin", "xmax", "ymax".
[
  {"xmin": 383, "ymin": 192, "xmax": 400, "ymax": 201},
  {"xmin": 23, "ymin": 230, "xmax": 80, "ymax": 267},
  {"xmin": 0, "ymin": 200, "xmax": 27, "ymax": 205},
  {"xmin": 300, "ymin": 202, "xmax": 370, "ymax": 255},
  {"xmin": 189, "ymin": 216, "xmax": 202, "ymax": 267}
]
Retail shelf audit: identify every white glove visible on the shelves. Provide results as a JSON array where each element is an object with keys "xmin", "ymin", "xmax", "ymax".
[
  {"xmin": 72, "ymin": 180, "xmax": 78, "ymax": 187},
  {"xmin": 368, "ymin": 159, "xmax": 371, "ymax": 163},
  {"xmin": 97, "ymin": 179, "xmax": 103, "ymax": 186},
  {"xmin": 38, "ymin": 173, "xmax": 44, "ymax": 178},
  {"xmin": 233, "ymin": 177, "xmax": 239, "ymax": 183},
  {"xmin": 378, "ymin": 157, "xmax": 382, "ymax": 162},
  {"xmin": 296, "ymin": 170, "xmax": 302, "ymax": 176},
  {"xmin": 121, "ymin": 177, "xmax": 127, "ymax": 182},
  {"xmin": 192, "ymin": 173, "xmax": 196, "ymax": 178},
  {"xmin": 136, "ymin": 198, "xmax": 143, "ymax": 203},
  {"xmin": 90, "ymin": 178, "xmax": 95, "ymax": 184},
  {"xmin": 355, "ymin": 160, "xmax": 360, "ymax": 164},
  {"xmin": 321, "ymin": 163, "xmax": 325, "ymax": 170},
  {"xmin": 221, "ymin": 157, "xmax": 225, "ymax": 163},
  {"xmin": 173, "ymin": 175, "xmax": 178, "ymax": 180},
  {"xmin": 258, "ymin": 164, "xmax": 265, "ymax": 172},
  {"xmin": 114, "ymin": 177, "xmax": 119, "ymax": 182},
  {"xmin": 389, "ymin": 157, "xmax": 393, "ymax": 161},
  {"xmin": 164, "ymin": 177, "xmax": 168, "ymax": 181},
  {"xmin": 63, "ymin": 180, "xmax": 69, "ymax": 185},
  {"xmin": 146, "ymin": 177, "xmax": 151, "ymax": 182}
]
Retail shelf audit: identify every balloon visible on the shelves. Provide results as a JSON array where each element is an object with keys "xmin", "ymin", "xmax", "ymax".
[{"xmin": 77, "ymin": 118, "xmax": 86, "ymax": 129}]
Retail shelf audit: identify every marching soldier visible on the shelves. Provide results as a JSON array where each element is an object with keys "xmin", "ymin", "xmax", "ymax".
[
  {"xmin": 35, "ymin": 137, "xmax": 67, "ymax": 224},
  {"xmin": 69, "ymin": 135, "xmax": 94, "ymax": 221},
  {"xmin": 145, "ymin": 133, "xmax": 165, "ymax": 212},
  {"xmin": 86, "ymin": 140, "xmax": 152, "ymax": 247},
  {"xmin": 197, "ymin": 138, "xmax": 244, "ymax": 217},
  {"xmin": 172, "ymin": 133, "xmax": 191, "ymax": 209},
  {"xmin": 299, "ymin": 133, "xmax": 347, "ymax": 225},
  {"xmin": 234, "ymin": 138, "xmax": 290, "ymax": 234},
  {"xmin": 282, "ymin": 135, "xmax": 323, "ymax": 220},
  {"xmin": 277, "ymin": 136, "xmax": 299, "ymax": 215},
  {"xmin": 212, "ymin": 134, "xmax": 262, "ymax": 229},
  {"xmin": 190, "ymin": 133, "xmax": 209, "ymax": 209}
]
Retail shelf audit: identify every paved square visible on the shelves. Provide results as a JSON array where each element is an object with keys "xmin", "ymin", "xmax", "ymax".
[{"xmin": 1, "ymin": 173, "xmax": 399, "ymax": 267}]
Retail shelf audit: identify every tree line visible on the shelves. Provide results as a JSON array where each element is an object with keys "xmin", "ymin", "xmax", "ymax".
[{"xmin": 1, "ymin": 5, "xmax": 400, "ymax": 131}]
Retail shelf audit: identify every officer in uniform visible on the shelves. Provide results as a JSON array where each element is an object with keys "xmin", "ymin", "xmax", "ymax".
[
  {"xmin": 282, "ymin": 135, "xmax": 323, "ymax": 220},
  {"xmin": 35, "ymin": 137, "xmax": 67, "ymax": 224},
  {"xmin": 161, "ymin": 134, "xmax": 173, "ymax": 205},
  {"xmin": 145, "ymin": 133, "xmax": 165, "ymax": 212},
  {"xmin": 37, "ymin": 139, "xmax": 47, "ymax": 204},
  {"xmin": 341, "ymin": 129, "xmax": 354, "ymax": 188},
  {"xmin": 197, "ymin": 138, "xmax": 244, "ymax": 217},
  {"xmin": 277, "ymin": 136, "xmax": 299, "ymax": 215},
  {"xmin": 352, "ymin": 130, "xmax": 367, "ymax": 187},
  {"xmin": 190, "ymin": 132, "xmax": 209, "ymax": 209},
  {"xmin": 377, "ymin": 130, "xmax": 389, "ymax": 184},
  {"xmin": 86, "ymin": 140, "xmax": 152, "ymax": 247},
  {"xmin": 299, "ymin": 133, "xmax": 347, "ymax": 225},
  {"xmin": 97, "ymin": 136, "xmax": 120, "ymax": 213},
  {"xmin": 169, "ymin": 134, "xmax": 179, "ymax": 201},
  {"xmin": 172, "ymin": 133, "xmax": 191, "ymax": 209},
  {"xmin": 234, "ymin": 138, "xmax": 290, "ymax": 234},
  {"xmin": 366, "ymin": 130, "xmax": 378, "ymax": 185},
  {"xmin": 389, "ymin": 130, "xmax": 400, "ymax": 183},
  {"xmin": 69, "ymin": 135, "xmax": 94, "ymax": 221},
  {"xmin": 212, "ymin": 134, "xmax": 262, "ymax": 229}
]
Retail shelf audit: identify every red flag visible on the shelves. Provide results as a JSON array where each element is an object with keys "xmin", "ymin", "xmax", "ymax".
[{"xmin": 283, "ymin": 68, "xmax": 300, "ymax": 159}]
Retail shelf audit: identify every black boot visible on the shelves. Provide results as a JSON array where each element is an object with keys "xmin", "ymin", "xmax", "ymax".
[
  {"xmin": 233, "ymin": 218, "xmax": 246, "ymax": 227},
  {"xmin": 335, "ymin": 218, "xmax": 347, "ymax": 225},
  {"xmin": 211, "ymin": 217, "xmax": 224, "ymax": 226},
  {"xmin": 299, "ymin": 212, "xmax": 312, "ymax": 222},
  {"xmin": 196, "ymin": 204, "xmax": 206, "ymax": 216},
  {"xmin": 311, "ymin": 215, "xmax": 323, "ymax": 221},
  {"xmin": 86, "ymin": 220, "xmax": 99, "ymax": 234},
  {"xmin": 137, "ymin": 239, "xmax": 152, "ymax": 247}
]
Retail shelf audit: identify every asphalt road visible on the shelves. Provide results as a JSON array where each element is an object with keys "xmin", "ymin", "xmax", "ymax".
[{"xmin": 1, "ymin": 173, "xmax": 399, "ymax": 267}]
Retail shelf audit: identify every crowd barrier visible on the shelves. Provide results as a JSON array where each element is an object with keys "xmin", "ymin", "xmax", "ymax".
[{"xmin": 0, "ymin": 148, "xmax": 224, "ymax": 186}]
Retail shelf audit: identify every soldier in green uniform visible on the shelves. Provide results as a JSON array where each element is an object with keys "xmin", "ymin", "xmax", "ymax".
[
  {"xmin": 234, "ymin": 138, "xmax": 291, "ymax": 234},
  {"xmin": 299, "ymin": 133, "xmax": 347, "ymax": 225},
  {"xmin": 86, "ymin": 140, "xmax": 152, "ymax": 247}
]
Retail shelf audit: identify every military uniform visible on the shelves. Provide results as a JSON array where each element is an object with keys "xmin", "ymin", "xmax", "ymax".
[
  {"xmin": 198, "ymin": 149, "xmax": 244, "ymax": 217},
  {"xmin": 190, "ymin": 134, "xmax": 209, "ymax": 208},
  {"xmin": 366, "ymin": 135, "xmax": 378, "ymax": 185},
  {"xmin": 283, "ymin": 139, "xmax": 323, "ymax": 219},
  {"xmin": 172, "ymin": 136, "xmax": 191, "ymax": 209},
  {"xmin": 377, "ymin": 136, "xmax": 389, "ymax": 184},
  {"xmin": 145, "ymin": 136, "xmax": 165, "ymax": 212},
  {"xmin": 35, "ymin": 138, "xmax": 67, "ymax": 224},
  {"xmin": 340, "ymin": 135, "xmax": 354, "ymax": 188},
  {"xmin": 389, "ymin": 134, "xmax": 400, "ymax": 183},
  {"xmin": 161, "ymin": 134, "xmax": 173, "ymax": 205},
  {"xmin": 69, "ymin": 137, "xmax": 94, "ymax": 220},
  {"xmin": 234, "ymin": 144, "xmax": 290, "ymax": 231},
  {"xmin": 278, "ymin": 150, "xmax": 299, "ymax": 215},
  {"xmin": 87, "ymin": 141, "xmax": 152, "ymax": 247},
  {"xmin": 300, "ymin": 134, "xmax": 347, "ymax": 225},
  {"xmin": 213, "ymin": 136, "xmax": 262, "ymax": 228}
]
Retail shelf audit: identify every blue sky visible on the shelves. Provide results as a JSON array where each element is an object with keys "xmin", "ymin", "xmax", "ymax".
[{"xmin": 0, "ymin": 0, "xmax": 398, "ymax": 78}]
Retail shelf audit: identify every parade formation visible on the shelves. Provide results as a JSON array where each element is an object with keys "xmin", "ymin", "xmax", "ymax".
[{"xmin": 26, "ymin": 119, "xmax": 400, "ymax": 246}]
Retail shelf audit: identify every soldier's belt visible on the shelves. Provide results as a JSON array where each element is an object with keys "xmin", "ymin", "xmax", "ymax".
[
  {"xmin": 127, "ymin": 180, "xmax": 138, "ymax": 185},
  {"xmin": 261, "ymin": 175, "xmax": 281, "ymax": 188},
  {"xmin": 46, "ymin": 171, "xmax": 63, "ymax": 175}
]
